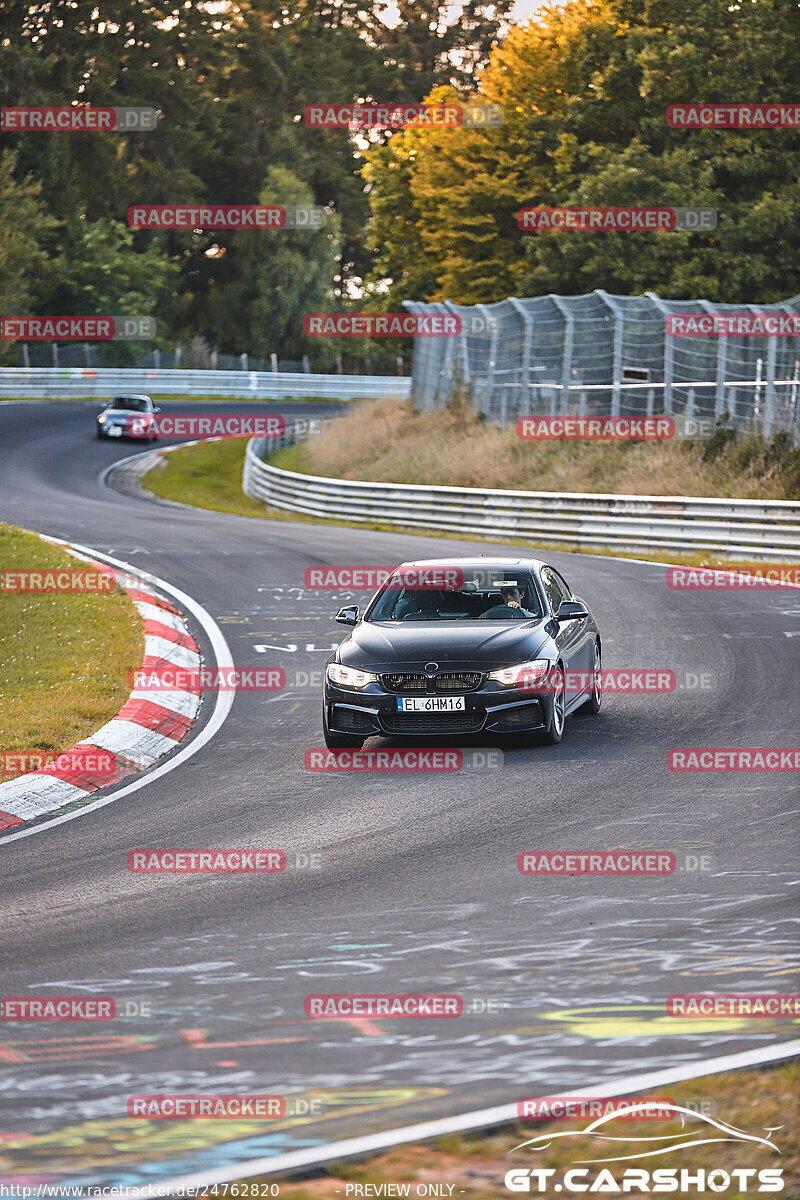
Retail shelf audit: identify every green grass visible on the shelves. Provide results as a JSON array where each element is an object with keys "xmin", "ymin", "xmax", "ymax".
[
  {"xmin": 140, "ymin": 437, "xmax": 797, "ymax": 570},
  {"xmin": 143, "ymin": 438, "xmax": 268, "ymax": 518},
  {"xmin": 0, "ymin": 523, "xmax": 143, "ymax": 781}
]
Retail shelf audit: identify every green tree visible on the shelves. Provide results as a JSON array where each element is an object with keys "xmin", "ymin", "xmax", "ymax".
[
  {"xmin": 0, "ymin": 150, "xmax": 60, "ymax": 364},
  {"xmin": 204, "ymin": 166, "xmax": 341, "ymax": 360}
]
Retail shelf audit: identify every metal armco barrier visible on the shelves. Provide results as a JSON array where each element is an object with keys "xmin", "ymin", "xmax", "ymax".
[
  {"xmin": 0, "ymin": 367, "xmax": 412, "ymax": 401},
  {"xmin": 243, "ymin": 434, "xmax": 800, "ymax": 561}
]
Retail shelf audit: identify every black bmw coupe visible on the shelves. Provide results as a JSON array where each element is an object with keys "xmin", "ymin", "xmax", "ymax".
[{"xmin": 322, "ymin": 557, "xmax": 601, "ymax": 748}]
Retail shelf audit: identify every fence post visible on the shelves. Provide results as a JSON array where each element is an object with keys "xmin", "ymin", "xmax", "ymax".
[
  {"xmin": 270, "ymin": 353, "xmax": 278, "ymax": 373},
  {"xmin": 396, "ymin": 356, "xmax": 403, "ymax": 377},
  {"xmin": 476, "ymin": 303, "xmax": 500, "ymax": 421},
  {"xmin": 210, "ymin": 349, "xmax": 217, "ymax": 370},
  {"xmin": 764, "ymin": 337, "xmax": 777, "ymax": 440},
  {"xmin": 698, "ymin": 300, "xmax": 727, "ymax": 420},
  {"xmin": 645, "ymin": 292, "xmax": 673, "ymax": 415},
  {"xmin": 550, "ymin": 295, "xmax": 574, "ymax": 416},
  {"xmin": 507, "ymin": 297, "xmax": 533, "ymax": 418},
  {"xmin": 51, "ymin": 343, "xmax": 58, "ymax": 367},
  {"xmin": 154, "ymin": 348, "xmax": 161, "ymax": 370},
  {"xmin": 22, "ymin": 342, "xmax": 30, "ymax": 368},
  {"xmin": 175, "ymin": 345, "xmax": 181, "ymax": 368},
  {"xmin": 241, "ymin": 353, "xmax": 249, "ymax": 371},
  {"xmin": 596, "ymin": 290, "xmax": 623, "ymax": 417},
  {"xmin": 302, "ymin": 354, "xmax": 311, "ymax": 374},
  {"xmin": 439, "ymin": 301, "xmax": 460, "ymax": 408}
]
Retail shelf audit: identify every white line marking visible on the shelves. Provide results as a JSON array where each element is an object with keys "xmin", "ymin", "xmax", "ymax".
[
  {"xmin": 0, "ymin": 542, "xmax": 234, "ymax": 846},
  {"xmin": 151, "ymin": 1040, "xmax": 800, "ymax": 1192}
]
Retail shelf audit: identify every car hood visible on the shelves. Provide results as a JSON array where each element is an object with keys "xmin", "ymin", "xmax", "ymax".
[
  {"xmin": 102, "ymin": 409, "xmax": 150, "ymax": 420},
  {"xmin": 339, "ymin": 619, "xmax": 552, "ymax": 670}
]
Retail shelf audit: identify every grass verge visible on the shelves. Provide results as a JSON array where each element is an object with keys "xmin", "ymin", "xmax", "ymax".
[
  {"xmin": 293, "ymin": 397, "xmax": 800, "ymax": 500},
  {"xmin": 0, "ymin": 523, "xmax": 144, "ymax": 782},
  {"xmin": 238, "ymin": 1060, "xmax": 798, "ymax": 1197},
  {"xmin": 140, "ymin": 437, "xmax": 798, "ymax": 571}
]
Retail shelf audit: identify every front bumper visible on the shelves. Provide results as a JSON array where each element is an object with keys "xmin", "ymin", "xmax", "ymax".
[{"xmin": 324, "ymin": 680, "xmax": 551, "ymax": 738}]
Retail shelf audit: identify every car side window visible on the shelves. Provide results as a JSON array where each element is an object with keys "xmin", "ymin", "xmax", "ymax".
[
  {"xmin": 551, "ymin": 569, "xmax": 572, "ymax": 600},
  {"xmin": 540, "ymin": 567, "xmax": 564, "ymax": 614}
]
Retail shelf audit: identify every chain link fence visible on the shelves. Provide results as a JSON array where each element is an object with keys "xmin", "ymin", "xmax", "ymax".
[{"xmin": 403, "ymin": 291, "xmax": 800, "ymax": 441}]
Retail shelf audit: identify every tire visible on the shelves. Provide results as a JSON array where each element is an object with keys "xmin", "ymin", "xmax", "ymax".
[
  {"xmin": 323, "ymin": 703, "xmax": 364, "ymax": 750},
  {"xmin": 542, "ymin": 664, "xmax": 566, "ymax": 744},
  {"xmin": 583, "ymin": 641, "xmax": 602, "ymax": 713}
]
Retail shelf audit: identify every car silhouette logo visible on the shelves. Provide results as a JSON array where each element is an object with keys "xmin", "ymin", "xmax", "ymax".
[{"xmin": 424, "ymin": 662, "xmax": 439, "ymax": 674}]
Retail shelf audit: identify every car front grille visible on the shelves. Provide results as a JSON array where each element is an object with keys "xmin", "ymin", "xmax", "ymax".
[
  {"xmin": 381, "ymin": 711, "xmax": 485, "ymax": 735},
  {"xmin": 381, "ymin": 671, "xmax": 483, "ymax": 694}
]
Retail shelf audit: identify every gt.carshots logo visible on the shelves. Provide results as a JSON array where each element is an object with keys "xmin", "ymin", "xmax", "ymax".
[
  {"xmin": 505, "ymin": 1104, "xmax": 784, "ymax": 1193},
  {"xmin": 305, "ymin": 994, "xmax": 462, "ymax": 1017},
  {"xmin": 1, "ymin": 106, "xmax": 157, "ymax": 131},
  {"xmin": 1, "ymin": 997, "xmax": 116, "ymax": 1020}
]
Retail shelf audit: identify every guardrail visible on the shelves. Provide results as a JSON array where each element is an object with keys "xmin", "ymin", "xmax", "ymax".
[
  {"xmin": 0, "ymin": 367, "xmax": 412, "ymax": 401},
  {"xmin": 243, "ymin": 431, "xmax": 800, "ymax": 561}
]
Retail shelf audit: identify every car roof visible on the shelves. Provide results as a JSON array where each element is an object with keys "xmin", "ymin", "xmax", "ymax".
[{"xmin": 394, "ymin": 556, "xmax": 548, "ymax": 571}]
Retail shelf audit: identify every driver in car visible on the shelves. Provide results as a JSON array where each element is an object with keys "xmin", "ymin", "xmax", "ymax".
[{"xmin": 480, "ymin": 584, "xmax": 538, "ymax": 619}]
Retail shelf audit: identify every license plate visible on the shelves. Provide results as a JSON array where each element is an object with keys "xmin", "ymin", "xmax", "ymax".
[
  {"xmin": 397, "ymin": 696, "xmax": 465, "ymax": 712},
  {"xmin": 108, "ymin": 426, "xmax": 122, "ymax": 437}
]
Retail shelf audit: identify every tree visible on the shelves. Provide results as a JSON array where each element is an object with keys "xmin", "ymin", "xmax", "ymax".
[
  {"xmin": 203, "ymin": 166, "xmax": 341, "ymax": 360},
  {"xmin": 0, "ymin": 150, "xmax": 60, "ymax": 364}
]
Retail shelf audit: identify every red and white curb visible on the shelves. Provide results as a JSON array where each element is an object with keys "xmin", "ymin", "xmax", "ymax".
[{"xmin": 0, "ymin": 545, "xmax": 203, "ymax": 832}]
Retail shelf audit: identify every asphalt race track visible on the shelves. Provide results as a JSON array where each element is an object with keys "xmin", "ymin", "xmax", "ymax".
[{"xmin": 1, "ymin": 400, "xmax": 798, "ymax": 1187}]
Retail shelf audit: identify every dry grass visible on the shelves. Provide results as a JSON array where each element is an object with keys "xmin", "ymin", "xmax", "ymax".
[
  {"xmin": 239, "ymin": 1060, "xmax": 799, "ymax": 1198},
  {"xmin": 293, "ymin": 398, "xmax": 800, "ymax": 499},
  {"xmin": 0, "ymin": 523, "xmax": 144, "ymax": 781}
]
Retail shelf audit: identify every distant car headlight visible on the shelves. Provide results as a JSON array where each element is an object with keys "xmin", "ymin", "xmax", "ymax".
[
  {"xmin": 97, "ymin": 415, "xmax": 107, "ymax": 424},
  {"xmin": 489, "ymin": 658, "xmax": 550, "ymax": 688},
  {"xmin": 326, "ymin": 663, "xmax": 378, "ymax": 689}
]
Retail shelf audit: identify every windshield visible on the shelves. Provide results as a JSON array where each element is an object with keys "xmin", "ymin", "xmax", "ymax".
[
  {"xmin": 108, "ymin": 396, "xmax": 150, "ymax": 412},
  {"xmin": 368, "ymin": 572, "xmax": 542, "ymax": 622}
]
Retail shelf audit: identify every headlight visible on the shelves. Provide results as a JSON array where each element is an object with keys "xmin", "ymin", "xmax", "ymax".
[
  {"xmin": 326, "ymin": 663, "xmax": 378, "ymax": 689},
  {"xmin": 97, "ymin": 415, "xmax": 107, "ymax": 424},
  {"xmin": 489, "ymin": 659, "xmax": 550, "ymax": 689}
]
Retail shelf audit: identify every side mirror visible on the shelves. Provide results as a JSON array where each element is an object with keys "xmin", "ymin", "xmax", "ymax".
[
  {"xmin": 335, "ymin": 605, "xmax": 359, "ymax": 626},
  {"xmin": 556, "ymin": 599, "xmax": 589, "ymax": 622},
  {"xmin": 153, "ymin": 405, "xmax": 162, "ymax": 413}
]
